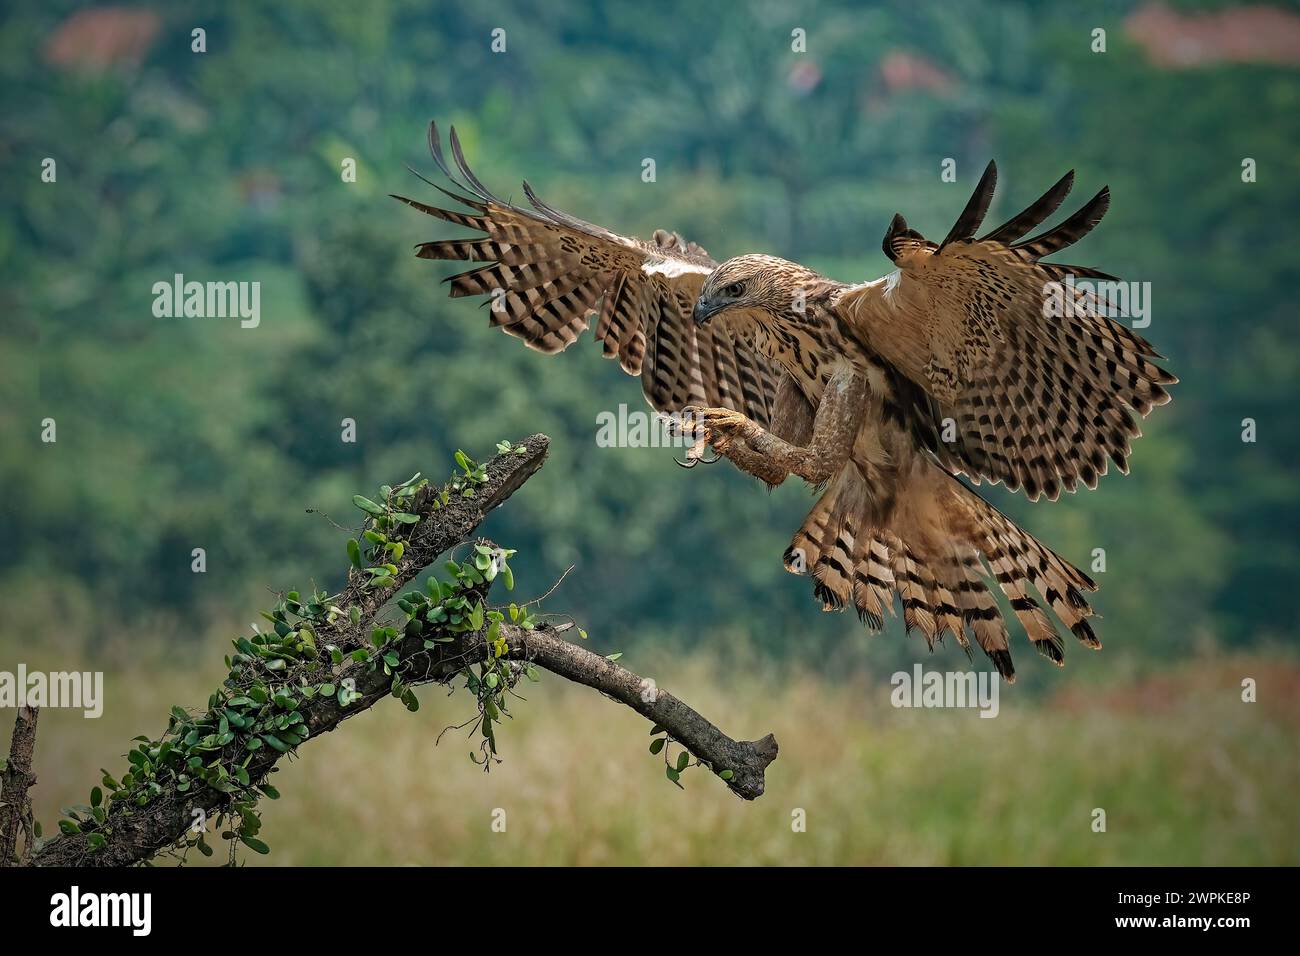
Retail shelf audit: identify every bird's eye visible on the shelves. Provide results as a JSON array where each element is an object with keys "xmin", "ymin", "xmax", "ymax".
[{"xmin": 722, "ymin": 282, "xmax": 745, "ymax": 298}]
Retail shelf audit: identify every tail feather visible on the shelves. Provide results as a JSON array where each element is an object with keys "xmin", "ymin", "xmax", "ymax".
[
  {"xmin": 851, "ymin": 536, "xmax": 894, "ymax": 629},
  {"xmin": 893, "ymin": 543, "xmax": 938, "ymax": 642},
  {"xmin": 950, "ymin": 549, "xmax": 1015, "ymax": 680},
  {"xmin": 925, "ymin": 559, "xmax": 966, "ymax": 645},
  {"xmin": 785, "ymin": 457, "xmax": 1100, "ymax": 680}
]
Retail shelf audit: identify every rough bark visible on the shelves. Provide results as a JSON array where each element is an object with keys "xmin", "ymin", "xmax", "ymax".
[{"xmin": 0, "ymin": 706, "xmax": 39, "ymax": 866}]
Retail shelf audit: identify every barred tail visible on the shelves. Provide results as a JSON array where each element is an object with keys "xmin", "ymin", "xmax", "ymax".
[{"xmin": 785, "ymin": 459, "xmax": 1099, "ymax": 682}]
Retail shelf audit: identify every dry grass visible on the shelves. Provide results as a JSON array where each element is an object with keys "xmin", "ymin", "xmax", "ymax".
[{"xmin": 7, "ymin": 645, "xmax": 1297, "ymax": 866}]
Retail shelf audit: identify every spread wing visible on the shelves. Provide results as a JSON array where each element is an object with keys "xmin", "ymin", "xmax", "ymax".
[
  {"xmin": 392, "ymin": 122, "xmax": 780, "ymax": 426},
  {"xmin": 839, "ymin": 162, "xmax": 1176, "ymax": 501}
]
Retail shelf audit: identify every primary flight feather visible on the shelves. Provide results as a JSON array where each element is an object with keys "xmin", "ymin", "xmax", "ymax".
[{"xmin": 393, "ymin": 122, "xmax": 1175, "ymax": 682}]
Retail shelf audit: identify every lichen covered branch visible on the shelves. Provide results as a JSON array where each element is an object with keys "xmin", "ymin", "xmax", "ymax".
[{"xmin": 28, "ymin": 434, "xmax": 776, "ymax": 867}]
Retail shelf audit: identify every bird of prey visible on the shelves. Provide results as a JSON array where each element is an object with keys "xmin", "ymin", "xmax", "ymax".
[{"xmin": 393, "ymin": 122, "xmax": 1175, "ymax": 682}]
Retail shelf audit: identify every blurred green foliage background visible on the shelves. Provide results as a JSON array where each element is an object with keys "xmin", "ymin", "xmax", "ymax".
[{"xmin": 1, "ymin": 0, "xmax": 1298, "ymax": 864}]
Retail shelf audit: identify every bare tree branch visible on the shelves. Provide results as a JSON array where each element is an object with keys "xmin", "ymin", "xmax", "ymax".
[
  {"xmin": 27, "ymin": 433, "xmax": 777, "ymax": 867},
  {"xmin": 495, "ymin": 627, "xmax": 776, "ymax": 799}
]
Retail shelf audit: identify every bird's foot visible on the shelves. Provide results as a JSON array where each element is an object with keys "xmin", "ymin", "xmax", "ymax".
[{"xmin": 679, "ymin": 406, "xmax": 761, "ymax": 462}]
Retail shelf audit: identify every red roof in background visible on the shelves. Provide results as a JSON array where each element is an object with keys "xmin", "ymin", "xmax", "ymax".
[
  {"xmin": 878, "ymin": 50, "xmax": 956, "ymax": 95},
  {"xmin": 45, "ymin": 7, "xmax": 161, "ymax": 70},
  {"xmin": 1126, "ymin": 1, "xmax": 1300, "ymax": 68}
]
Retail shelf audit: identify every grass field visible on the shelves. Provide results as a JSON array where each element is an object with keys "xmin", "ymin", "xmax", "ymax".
[{"xmin": 7, "ymin": 636, "xmax": 1297, "ymax": 866}]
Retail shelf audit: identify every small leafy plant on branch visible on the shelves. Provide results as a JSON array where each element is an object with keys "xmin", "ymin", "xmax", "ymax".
[
  {"xmin": 650, "ymin": 725, "xmax": 735, "ymax": 789},
  {"xmin": 6, "ymin": 434, "xmax": 778, "ymax": 869},
  {"xmin": 51, "ymin": 448, "xmax": 537, "ymax": 863}
]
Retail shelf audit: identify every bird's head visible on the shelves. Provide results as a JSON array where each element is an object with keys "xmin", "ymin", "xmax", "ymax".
[{"xmin": 693, "ymin": 255, "xmax": 824, "ymax": 331}]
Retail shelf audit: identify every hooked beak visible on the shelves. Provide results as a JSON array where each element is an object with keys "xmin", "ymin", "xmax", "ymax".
[{"xmin": 692, "ymin": 296, "xmax": 724, "ymax": 327}]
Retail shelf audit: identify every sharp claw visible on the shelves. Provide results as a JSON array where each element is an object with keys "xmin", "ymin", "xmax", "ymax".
[
  {"xmin": 675, "ymin": 436, "xmax": 725, "ymax": 468},
  {"xmin": 675, "ymin": 448, "xmax": 724, "ymax": 467},
  {"xmin": 672, "ymin": 406, "xmax": 745, "ymax": 469}
]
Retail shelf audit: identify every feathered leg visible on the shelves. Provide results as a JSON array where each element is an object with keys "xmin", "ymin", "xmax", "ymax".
[{"xmin": 683, "ymin": 361, "xmax": 868, "ymax": 487}]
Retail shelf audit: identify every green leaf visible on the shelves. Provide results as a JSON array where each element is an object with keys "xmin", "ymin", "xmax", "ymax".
[
  {"xmin": 240, "ymin": 835, "xmax": 271, "ymax": 855},
  {"xmin": 352, "ymin": 495, "xmax": 385, "ymax": 517},
  {"xmin": 347, "ymin": 538, "xmax": 362, "ymax": 568},
  {"xmin": 260, "ymin": 734, "xmax": 291, "ymax": 753},
  {"xmin": 90, "ymin": 786, "xmax": 102, "ymax": 807},
  {"xmin": 649, "ymin": 738, "xmax": 666, "ymax": 755},
  {"xmin": 675, "ymin": 752, "xmax": 690, "ymax": 772}
]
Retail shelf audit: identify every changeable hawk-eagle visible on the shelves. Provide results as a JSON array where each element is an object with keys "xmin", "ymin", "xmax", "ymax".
[{"xmin": 393, "ymin": 123, "xmax": 1175, "ymax": 681}]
